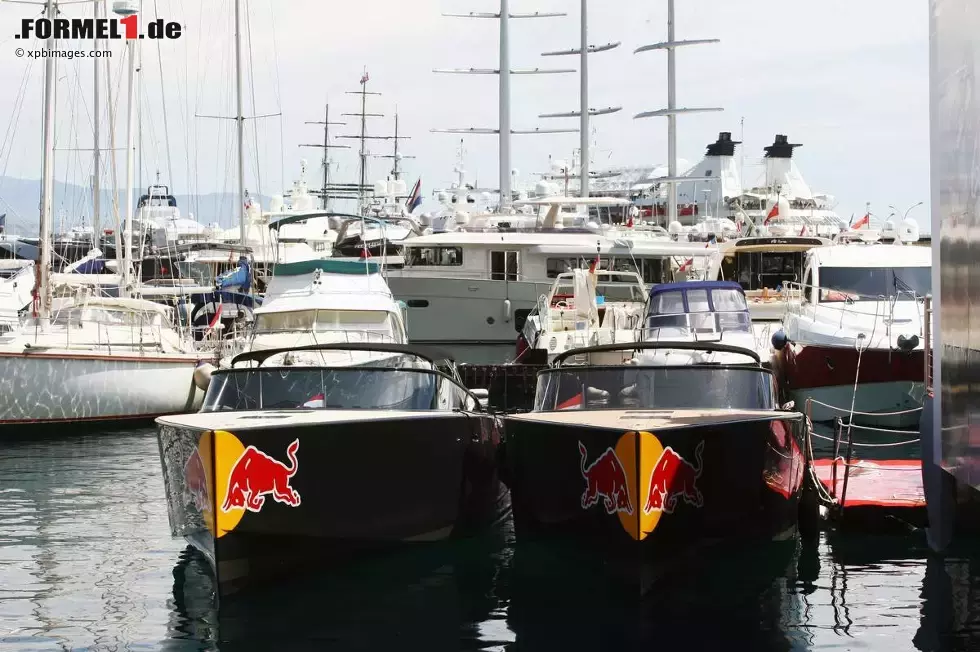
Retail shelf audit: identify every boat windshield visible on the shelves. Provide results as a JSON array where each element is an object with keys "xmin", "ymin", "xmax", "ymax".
[
  {"xmin": 254, "ymin": 309, "xmax": 397, "ymax": 335},
  {"xmin": 202, "ymin": 366, "xmax": 445, "ymax": 412},
  {"xmin": 819, "ymin": 266, "xmax": 931, "ymax": 302},
  {"xmin": 642, "ymin": 287, "xmax": 751, "ymax": 337},
  {"xmin": 534, "ymin": 365, "xmax": 777, "ymax": 411}
]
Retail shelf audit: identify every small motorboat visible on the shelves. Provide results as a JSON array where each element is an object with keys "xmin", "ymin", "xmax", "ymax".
[
  {"xmin": 156, "ymin": 342, "xmax": 506, "ymax": 599},
  {"xmin": 502, "ymin": 340, "xmax": 808, "ymax": 595}
]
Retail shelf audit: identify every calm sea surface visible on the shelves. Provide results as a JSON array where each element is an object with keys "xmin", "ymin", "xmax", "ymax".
[{"xmin": 1, "ymin": 428, "xmax": 978, "ymax": 651}]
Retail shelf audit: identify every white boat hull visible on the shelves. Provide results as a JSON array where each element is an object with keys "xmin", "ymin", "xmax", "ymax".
[
  {"xmin": 0, "ymin": 351, "xmax": 204, "ymax": 425},
  {"xmin": 790, "ymin": 381, "xmax": 923, "ymax": 429}
]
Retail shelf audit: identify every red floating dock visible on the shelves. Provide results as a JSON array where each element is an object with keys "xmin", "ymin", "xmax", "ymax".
[{"xmin": 813, "ymin": 459, "xmax": 925, "ymax": 509}]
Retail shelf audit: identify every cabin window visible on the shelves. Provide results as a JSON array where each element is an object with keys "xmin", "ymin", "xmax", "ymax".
[
  {"xmin": 711, "ymin": 289, "xmax": 748, "ymax": 312},
  {"xmin": 652, "ymin": 291, "xmax": 685, "ymax": 315},
  {"xmin": 491, "ymin": 251, "xmax": 519, "ymax": 281},
  {"xmin": 686, "ymin": 289, "xmax": 711, "ymax": 313},
  {"xmin": 818, "ymin": 267, "xmax": 931, "ymax": 302},
  {"xmin": 405, "ymin": 246, "xmax": 463, "ymax": 267}
]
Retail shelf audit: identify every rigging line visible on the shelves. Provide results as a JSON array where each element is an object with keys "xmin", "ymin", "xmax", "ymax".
[
  {"xmin": 0, "ymin": 56, "xmax": 35, "ymax": 208},
  {"xmin": 267, "ymin": 0, "xmax": 284, "ymax": 192},
  {"xmin": 244, "ymin": 0, "xmax": 262, "ymax": 201},
  {"xmin": 152, "ymin": 0, "xmax": 174, "ymax": 191}
]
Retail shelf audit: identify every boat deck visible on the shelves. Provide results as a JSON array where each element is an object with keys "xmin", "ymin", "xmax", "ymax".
[{"xmin": 813, "ymin": 458, "xmax": 925, "ymax": 509}]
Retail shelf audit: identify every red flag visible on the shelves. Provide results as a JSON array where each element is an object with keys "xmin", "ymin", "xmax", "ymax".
[
  {"xmin": 764, "ymin": 203, "xmax": 779, "ymax": 225},
  {"xmin": 360, "ymin": 71, "xmax": 370, "ymax": 84},
  {"xmin": 588, "ymin": 253, "xmax": 600, "ymax": 274},
  {"xmin": 851, "ymin": 213, "xmax": 870, "ymax": 230}
]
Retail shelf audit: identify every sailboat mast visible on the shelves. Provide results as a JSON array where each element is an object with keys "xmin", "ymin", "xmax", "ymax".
[
  {"xmin": 579, "ymin": 0, "xmax": 588, "ymax": 197},
  {"xmin": 322, "ymin": 104, "xmax": 330, "ymax": 209},
  {"xmin": 499, "ymin": 0, "xmax": 511, "ymax": 208},
  {"xmin": 359, "ymin": 79, "xmax": 368, "ymax": 213},
  {"xmin": 392, "ymin": 113, "xmax": 400, "ymax": 180},
  {"xmin": 92, "ymin": 0, "xmax": 101, "ymax": 244},
  {"xmin": 120, "ymin": 1, "xmax": 140, "ymax": 298},
  {"xmin": 38, "ymin": 0, "xmax": 57, "ymax": 321},
  {"xmin": 235, "ymin": 0, "xmax": 246, "ymax": 244}
]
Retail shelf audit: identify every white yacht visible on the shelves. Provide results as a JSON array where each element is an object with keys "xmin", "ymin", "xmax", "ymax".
[
  {"xmin": 387, "ymin": 197, "xmax": 723, "ymax": 362},
  {"xmin": 237, "ymin": 258, "xmax": 409, "ymax": 368},
  {"xmin": 773, "ymin": 223, "xmax": 930, "ymax": 427},
  {"xmin": 518, "ymin": 268, "xmax": 648, "ymax": 363}
]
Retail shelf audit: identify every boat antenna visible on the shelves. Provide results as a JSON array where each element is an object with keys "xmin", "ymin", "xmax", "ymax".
[
  {"xmin": 634, "ymin": 0, "xmax": 722, "ymax": 227},
  {"xmin": 538, "ymin": 0, "xmax": 622, "ymax": 198},
  {"xmin": 301, "ymin": 103, "xmax": 348, "ymax": 210},
  {"xmin": 433, "ymin": 1, "xmax": 576, "ymax": 210}
]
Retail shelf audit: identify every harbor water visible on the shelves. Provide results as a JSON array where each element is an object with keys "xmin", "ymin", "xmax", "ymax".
[{"xmin": 1, "ymin": 428, "xmax": 979, "ymax": 651}]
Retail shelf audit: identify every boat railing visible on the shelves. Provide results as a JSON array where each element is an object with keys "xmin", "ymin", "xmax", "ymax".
[{"xmin": 783, "ymin": 280, "xmax": 927, "ymax": 338}]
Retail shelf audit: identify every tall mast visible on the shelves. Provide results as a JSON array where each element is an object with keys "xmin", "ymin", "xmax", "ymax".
[
  {"xmin": 434, "ymin": 3, "xmax": 574, "ymax": 210},
  {"xmin": 92, "ymin": 0, "xmax": 102, "ymax": 244},
  {"xmin": 339, "ymin": 71, "xmax": 388, "ymax": 214},
  {"xmin": 38, "ymin": 0, "xmax": 58, "ymax": 321},
  {"xmin": 114, "ymin": 0, "xmax": 140, "ymax": 298},
  {"xmin": 539, "ymin": 0, "xmax": 621, "ymax": 197},
  {"xmin": 375, "ymin": 111, "xmax": 414, "ymax": 181},
  {"xmin": 301, "ymin": 103, "xmax": 348, "ymax": 210},
  {"xmin": 234, "ymin": 0, "xmax": 246, "ymax": 244},
  {"xmin": 635, "ymin": 0, "xmax": 722, "ymax": 225}
]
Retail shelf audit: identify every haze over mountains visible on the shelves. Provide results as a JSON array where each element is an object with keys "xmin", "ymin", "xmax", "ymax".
[{"xmin": 0, "ymin": 176, "xmax": 270, "ymax": 236}]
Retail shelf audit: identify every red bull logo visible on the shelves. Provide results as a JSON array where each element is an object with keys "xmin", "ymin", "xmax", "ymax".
[
  {"xmin": 643, "ymin": 441, "xmax": 704, "ymax": 515},
  {"xmin": 221, "ymin": 439, "xmax": 301, "ymax": 513},
  {"xmin": 183, "ymin": 448, "xmax": 210, "ymax": 513},
  {"xmin": 579, "ymin": 441, "xmax": 633, "ymax": 515}
]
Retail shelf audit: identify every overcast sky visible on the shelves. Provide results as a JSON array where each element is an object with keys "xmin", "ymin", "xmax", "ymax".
[{"xmin": 0, "ymin": 0, "xmax": 928, "ymax": 227}]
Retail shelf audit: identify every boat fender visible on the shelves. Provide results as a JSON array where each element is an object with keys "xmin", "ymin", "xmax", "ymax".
[
  {"xmin": 503, "ymin": 299, "xmax": 512, "ymax": 322},
  {"xmin": 193, "ymin": 362, "xmax": 216, "ymax": 392},
  {"xmin": 771, "ymin": 329, "xmax": 790, "ymax": 351},
  {"xmin": 897, "ymin": 334, "xmax": 919, "ymax": 352}
]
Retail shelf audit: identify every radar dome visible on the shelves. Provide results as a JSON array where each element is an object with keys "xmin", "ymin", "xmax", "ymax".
[
  {"xmin": 437, "ymin": 191, "xmax": 450, "ymax": 204},
  {"xmin": 112, "ymin": 0, "xmax": 138, "ymax": 16},
  {"xmin": 899, "ymin": 218, "xmax": 920, "ymax": 243},
  {"xmin": 534, "ymin": 181, "xmax": 552, "ymax": 197},
  {"xmin": 270, "ymin": 194, "xmax": 285, "ymax": 213},
  {"xmin": 418, "ymin": 213, "xmax": 432, "ymax": 227},
  {"xmin": 668, "ymin": 221, "xmax": 684, "ymax": 235}
]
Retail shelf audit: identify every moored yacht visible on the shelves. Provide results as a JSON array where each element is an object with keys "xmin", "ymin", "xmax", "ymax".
[
  {"xmin": 518, "ymin": 268, "xmax": 647, "ymax": 363},
  {"xmin": 156, "ymin": 341, "xmax": 505, "ymax": 597},
  {"xmin": 501, "ymin": 341, "xmax": 806, "ymax": 594},
  {"xmin": 637, "ymin": 280, "xmax": 773, "ymax": 364},
  {"xmin": 238, "ymin": 258, "xmax": 409, "ymax": 367},
  {"xmin": 387, "ymin": 196, "xmax": 722, "ymax": 363},
  {"xmin": 773, "ymin": 235, "xmax": 931, "ymax": 427}
]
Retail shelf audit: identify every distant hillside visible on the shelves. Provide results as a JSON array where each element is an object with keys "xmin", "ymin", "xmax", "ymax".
[{"xmin": 0, "ymin": 176, "xmax": 269, "ymax": 236}]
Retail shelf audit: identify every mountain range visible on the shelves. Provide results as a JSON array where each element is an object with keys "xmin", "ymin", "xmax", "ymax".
[{"xmin": 0, "ymin": 176, "xmax": 268, "ymax": 236}]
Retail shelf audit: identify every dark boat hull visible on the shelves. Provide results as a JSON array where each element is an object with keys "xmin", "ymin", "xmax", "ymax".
[
  {"xmin": 157, "ymin": 412, "xmax": 508, "ymax": 597},
  {"xmin": 502, "ymin": 410, "xmax": 806, "ymax": 595}
]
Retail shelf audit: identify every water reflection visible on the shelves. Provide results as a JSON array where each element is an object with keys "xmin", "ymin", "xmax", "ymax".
[{"xmin": 1, "ymin": 433, "xmax": 980, "ymax": 651}]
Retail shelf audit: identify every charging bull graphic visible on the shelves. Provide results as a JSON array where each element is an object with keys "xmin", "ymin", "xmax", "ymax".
[
  {"xmin": 221, "ymin": 439, "xmax": 302, "ymax": 513},
  {"xmin": 643, "ymin": 441, "xmax": 704, "ymax": 515},
  {"xmin": 183, "ymin": 448, "xmax": 210, "ymax": 513},
  {"xmin": 579, "ymin": 441, "xmax": 634, "ymax": 515}
]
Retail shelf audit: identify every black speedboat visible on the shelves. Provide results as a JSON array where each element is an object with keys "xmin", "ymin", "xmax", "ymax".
[
  {"xmin": 155, "ymin": 342, "xmax": 506, "ymax": 599},
  {"xmin": 502, "ymin": 341, "xmax": 808, "ymax": 595}
]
